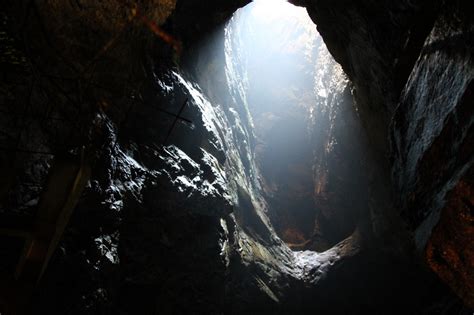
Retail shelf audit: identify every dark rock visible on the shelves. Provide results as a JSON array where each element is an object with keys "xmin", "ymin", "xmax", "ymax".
[
  {"xmin": 0, "ymin": 0, "xmax": 472, "ymax": 313},
  {"xmin": 391, "ymin": 2, "xmax": 474, "ymax": 306}
]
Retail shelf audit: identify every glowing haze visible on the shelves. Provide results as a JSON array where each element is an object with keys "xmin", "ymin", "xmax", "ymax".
[
  {"xmin": 251, "ymin": 0, "xmax": 295, "ymax": 19},
  {"xmin": 224, "ymin": 1, "xmax": 323, "ymax": 242}
]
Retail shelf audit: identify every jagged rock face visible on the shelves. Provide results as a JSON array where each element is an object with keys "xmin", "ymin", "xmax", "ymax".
[
  {"xmin": 0, "ymin": 0, "xmax": 472, "ymax": 313},
  {"xmin": 308, "ymin": 47, "xmax": 369, "ymax": 250},
  {"xmin": 0, "ymin": 0, "xmax": 254, "ymax": 313},
  {"xmin": 299, "ymin": 0, "xmax": 442, "ymax": 154}
]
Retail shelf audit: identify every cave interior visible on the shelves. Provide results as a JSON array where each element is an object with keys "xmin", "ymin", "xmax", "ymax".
[{"xmin": 0, "ymin": 0, "xmax": 473, "ymax": 314}]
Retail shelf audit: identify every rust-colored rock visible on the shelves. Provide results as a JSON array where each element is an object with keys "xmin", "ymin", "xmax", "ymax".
[
  {"xmin": 426, "ymin": 177, "xmax": 474, "ymax": 308},
  {"xmin": 40, "ymin": 0, "xmax": 176, "ymax": 33},
  {"xmin": 32, "ymin": 0, "xmax": 176, "ymax": 70}
]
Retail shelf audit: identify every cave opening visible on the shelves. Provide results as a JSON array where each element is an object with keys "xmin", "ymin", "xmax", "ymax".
[
  {"xmin": 229, "ymin": 0, "xmax": 321, "ymax": 248},
  {"xmin": 215, "ymin": 0, "xmax": 369, "ymax": 250},
  {"xmin": 1, "ymin": 0, "xmax": 472, "ymax": 313}
]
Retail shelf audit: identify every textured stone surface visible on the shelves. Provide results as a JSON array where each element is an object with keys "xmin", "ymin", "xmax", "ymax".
[
  {"xmin": 301, "ymin": 0, "xmax": 441, "ymax": 154},
  {"xmin": 308, "ymin": 44, "xmax": 368, "ymax": 250},
  {"xmin": 0, "ymin": 0, "xmax": 472, "ymax": 313},
  {"xmin": 297, "ymin": 0, "xmax": 473, "ymax": 307},
  {"xmin": 426, "ymin": 172, "xmax": 474, "ymax": 308},
  {"xmin": 391, "ymin": 2, "xmax": 474, "ymax": 306}
]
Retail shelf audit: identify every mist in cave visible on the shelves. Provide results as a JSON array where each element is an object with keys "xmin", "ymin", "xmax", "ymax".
[
  {"xmin": 213, "ymin": 0, "xmax": 368, "ymax": 250},
  {"xmin": 228, "ymin": 1, "xmax": 319, "ymax": 246},
  {"xmin": 0, "ymin": 0, "xmax": 472, "ymax": 313}
]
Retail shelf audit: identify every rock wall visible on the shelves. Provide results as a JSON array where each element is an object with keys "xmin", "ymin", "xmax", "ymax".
[
  {"xmin": 0, "ymin": 0, "xmax": 472, "ymax": 313},
  {"xmin": 308, "ymin": 44, "xmax": 369, "ymax": 250},
  {"xmin": 300, "ymin": 0, "xmax": 473, "ymax": 308},
  {"xmin": 392, "ymin": 2, "xmax": 474, "ymax": 306}
]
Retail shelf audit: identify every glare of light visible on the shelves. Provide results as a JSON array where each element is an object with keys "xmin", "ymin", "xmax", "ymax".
[
  {"xmin": 250, "ymin": 0, "xmax": 310, "ymax": 24},
  {"xmin": 251, "ymin": 0, "xmax": 293, "ymax": 19}
]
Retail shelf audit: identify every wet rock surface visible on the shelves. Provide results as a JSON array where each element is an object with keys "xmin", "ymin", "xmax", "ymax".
[
  {"xmin": 303, "ymin": 0, "xmax": 473, "ymax": 309},
  {"xmin": 392, "ymin": 2, "xmax": 474, "ymax": 306},
  {"xmin": 0, "ymin": 0, "xmax": 472, "ymax": 313}
]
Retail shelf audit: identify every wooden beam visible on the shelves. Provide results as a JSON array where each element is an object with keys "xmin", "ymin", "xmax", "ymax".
[{"xmin": 14, "ymin": 148, "xmax": 91, "ymax": 284}]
